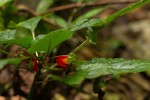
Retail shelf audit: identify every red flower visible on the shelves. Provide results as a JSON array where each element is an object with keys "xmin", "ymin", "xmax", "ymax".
[
  {"xmin": 32, "ymin": 59, "xmax": 38, "ymax": 71},
  {"xmin": 56, "ymin": 55, "xmax": 69, "ymax": 68}
]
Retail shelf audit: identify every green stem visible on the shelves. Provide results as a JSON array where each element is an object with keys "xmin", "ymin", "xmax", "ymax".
[{"xmin": 70, "ymin": 38, "xmax": 90, "ymax": 53}]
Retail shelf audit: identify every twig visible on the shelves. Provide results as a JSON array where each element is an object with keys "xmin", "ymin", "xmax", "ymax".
[{"xmin": 40, "ymin": 1, "xmax": 137, "ymax": 15}]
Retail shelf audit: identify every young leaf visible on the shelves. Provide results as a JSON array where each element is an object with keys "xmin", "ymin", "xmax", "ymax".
[
  {"xmin": 0, "ymin": 0, "xmax": 12, "ymax": 7},
  {"xmin": 17, "ymin": 16, "xmax": 41, "ymax": 32},
  {"xmin": 0, "ymin": 58, "xmax": 23, "ymax": 69},
  {"xmin": 28, "ymin": 29, "xmax": 72, "ymax": 54}
]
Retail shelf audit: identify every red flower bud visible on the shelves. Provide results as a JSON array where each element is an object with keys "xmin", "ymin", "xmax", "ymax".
[
  {"xmin": 56, "ymin": 55, "xmax": 69, "ymax": 68},
  {"xmin": 32, "ymin": 59, "xmax": 38, "ymax": 71}
]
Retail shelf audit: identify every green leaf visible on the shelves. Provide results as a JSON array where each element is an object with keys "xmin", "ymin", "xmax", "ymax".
[
  {"xmin": 0, "ymin": 0, "xmax": 12, "ymax": 7},
  {"xmin": 0, "ymin": 29, "xmax": 32, "ymax": 48},
  {"xmin": 0, "ymin": 58, "xmax": 23, "ymax": 69},
  {"xmin": 7, "ymin": 37, "xmax": 32, "ymax": 48},
  {"xmin": 66, "ymin": 58, "xmax": 150, "ymax": 85},
  {"xmin": 73, "ymin": 7, "xmax": 106, "ymax": 23},
  {"xmin": 64, "ymin": 71, "xmax": 86, "ymax": 85},
  {"xmin": 36, "ymin": 0, "xmax": 54, "ymax": 14},
  {"xmin": 62, "ymin": 60, "xmax": 86, "ymax": 85},
  {"xmin": 0, "ymin": 29, "xmax": 16, "ymax": 42},
  {"xmin": 28, "ymin": 29, "xmax": 72, "ymax": 54},
  {"xmin": 31, "ymin": 34, "xmax": 46, "ymax": 44},
  {"xmin": 17, "ymin": 16, "xmax": 41, "ymax": 32},
  {"xmin": 78, "ymin": 58, "xmax": 150, "ymax": 79}
]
